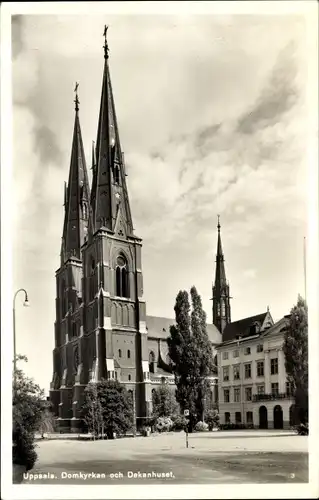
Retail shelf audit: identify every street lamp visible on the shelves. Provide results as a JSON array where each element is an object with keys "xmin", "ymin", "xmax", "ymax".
[{"xmin": 13, "ymin": 288, "xmax": 29, "ymax": 376}]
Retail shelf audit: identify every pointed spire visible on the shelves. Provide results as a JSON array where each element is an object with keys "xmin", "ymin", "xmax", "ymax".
[
  {"xmin": 212, "ymin": 215, "xmax": 231, "ymax": 333},
  {"xmin": 215, "ymin": 215, "xmax": 226, "ymax": 285},
  {"xmin": 60, "ymin": 84, "xmax": 91, "ymax": 265},
  {"xmin": 103, "ymin": 25, "xmax": 109, "ymax": 59},
  {"xmin": 90, "ymin": 28, "xmax": 134, "ymax": 235},
  {"xmin": 74, "ymin": 81, "xmax": 80, "ymax": 113}
]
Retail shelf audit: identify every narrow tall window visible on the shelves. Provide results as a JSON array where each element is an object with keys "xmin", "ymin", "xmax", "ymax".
[
  {"xmin": 61, "ymin": 280, "xmax": 67, "ymax": 317},
  {"xmin": 149, "ymin": 351, "xmax": 155, "ymax": 373},
  {"xmin": 115, "ymin": 255, "xmax": 129, "ymax": 298},
  {"xmin": 114, "ymin": 164, "xmax": 120, "ymax": 184},
  {"xmin": 221, "ymin": 300, "xmax": 226, "ymax": 316},
  {"xmin": 82, "ymin": 202, "xmax": 88, "ymax": 219},
  {"xmin": 118, "ymin": 349, "xmax": 122, "ymax": 358},
  {"xmin": 127, "ymin": 349, "xmax": 131, "ymax": 359}
]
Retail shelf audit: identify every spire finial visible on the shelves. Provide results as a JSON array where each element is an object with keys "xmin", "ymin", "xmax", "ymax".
[
  {"xmin": 217, "ymin": 214, "xmax": 221, "ymax": 231},
  {"xmin": 74, "ymin": 82, "xmax": 80, "ymax": 112},
  {"xmin": 103, "ymin": 25, "xmax": 109, "ymax": 59}
]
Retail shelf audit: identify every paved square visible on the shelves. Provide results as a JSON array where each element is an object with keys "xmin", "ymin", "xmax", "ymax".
[{"xmin": 21, "ymin": 430, "xmax": 308, "ymax": 484}]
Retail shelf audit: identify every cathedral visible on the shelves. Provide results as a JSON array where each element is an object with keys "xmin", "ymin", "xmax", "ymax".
[{"xmin": 49, "ymin": 31, "xmax": 261, "ymax": 432}]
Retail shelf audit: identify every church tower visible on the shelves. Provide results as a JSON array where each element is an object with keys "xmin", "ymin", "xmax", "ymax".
[
  {"xmin": 81, "ymin": 27, "xmax": 152, "ymax": 425},
  {"xmin": 49, "ymin": 85, "xmax": 91, "ymax": 431},
  {"xmin": 212, "ymin": 216, "xmax": 231, "ymax": 334}
]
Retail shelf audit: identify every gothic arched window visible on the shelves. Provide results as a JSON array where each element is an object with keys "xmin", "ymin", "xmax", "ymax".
[
  {"xmin": 118, "ymin": 349, "xmax": 122, "ymax": 358},
  {"xmin": 127, "ymin": 349, "xmax": 131, "ymax": 359},
  {"xmin": 149, "ymin": 351, "xmax": 155, "ymax": 374},
  {"xmin": 115, "ymin": 254, "xmax": 129, "ymax": 298}
]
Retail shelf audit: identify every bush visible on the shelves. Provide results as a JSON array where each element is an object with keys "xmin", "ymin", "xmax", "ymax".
[
  {"xmin": 13, "ymin": 428, "xmax": 37, "ymax": 470},
  {"xmin": 13, "ymin": 356, "xmax": 48, "ymax": 470},
  {"xmin": 156, "ymin": 416, "xmax": 173, "ymax": 432},
  {"xmin": 204, "ymin": 410, "xmax": 219, "ymax": 431},
  {"xmin": 195, "ymin": 421, "xmax": 209, "ymax": 432},
  {"xmin": 171, "ymin": 414, "xmax": 188, "ymax": 431}
]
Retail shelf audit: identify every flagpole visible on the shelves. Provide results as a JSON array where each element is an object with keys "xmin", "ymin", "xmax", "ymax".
[{"xmin": 303, "ymin": 236, "xmax": 307, "ymax": 303}]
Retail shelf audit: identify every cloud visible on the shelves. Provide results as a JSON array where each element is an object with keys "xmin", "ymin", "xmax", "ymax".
[{"xmin": 236, "ymin": 42, "xmax": 299, "ymax": 135}]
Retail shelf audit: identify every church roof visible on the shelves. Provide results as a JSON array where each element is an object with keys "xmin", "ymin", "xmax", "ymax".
[
  {"xmin": 146, "ymin": 315, "xmax": 222, "ymax": 344},
  {"xmin": 222, "ymin": 312, "xmax": 268, "ymax": 342}
]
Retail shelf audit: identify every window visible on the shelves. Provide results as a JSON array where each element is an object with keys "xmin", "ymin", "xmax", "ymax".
[
  {"xmin": 222, "ymin": 351, "xmax": 229, "ymax": 360},
  {"xmin": 128, "ymin": 374, "xmax": 131, "ymax": 381},
  {"xmin": 286, "ymin": 381, "xmax": 293, "ymax": 396},
  {"xmin": 115, "ymin": 254, "xmax": 129, "ymax": 298},
  {"xmin": 221, "ymin": 300, "xmax": 226, "ymax": 316},
  {"xmin": 234, "ymin": 387, "xmax": 240, "ymax": 402},
  {"xmin": 118, "ymin": 349, "xmax": 122, "ymax": 358},
  {"xmin": 114, "ymin": 164, "xmax": 120, "ymax": 184},
  {"xmin": 257, "ymin": 384, "xmax": 265, "ymax": 395},
  {"xmin": 223, "ymin": 366, "xmax": 229, "ymax": 381},
  {"xmin": 271, "ymin": 382, "xmax": 279, "ymax": 396},
  {"xmin": 245, "ymin": 387, "xmax": 252, "ymax": 401},
  {"xmin": 115, "ymin": 371, "xmax": 118, "ymax": 380},
  {"xmin": 257, "ymin": 361, "xmax": 264, "ymax": 377},
  {"xmin": 244, "ymin": 347, "xmax": 251, "ymax": 355},
  {"xmin": 257, "ymin": 344, "xmax": 263, "ymax": 353},
  {"xmin": 246, "ymin": 411, "xmax": 253, "ymax": 424},
  {"xmin": 235, "ymin": 412, "xmax": 241, "ymax": 424},
  {"xmin": 217, "ymin": 303, "xmax": 221, "ymax": 315},
  {"xmin": 244, "ymin": 363, "xmax": 251, "ymax": 379},
  {"xmin": 149, "ymin": 351, "xmax": 155, "ymax": 373},
  {"xmin": 225, "ymin": 412, "xmax": 230, "ymax": 424},
  {"xmin": 233, "ymin": 365, "xmax": 240, "ymax": 380},
  {"xmin": 224, "ymin": 389, "xmax": 230, "ymax": 403},
  {"xmin": 127, "ymin": 349, "xmax": 131, "ymax": 359},
  {"xmin": 233, "ymin": 350, "xmax": 239, "ymax": 358},
  {"xmin": 89, "ymin": 256, "xmax": 96, "ymax": 301},
  {"xmin": 72, "ymin": 322, "xmax": 77, "ymax": 338},
  {"xmin": 270, "ymin": 358, "xmax": 278, "ymax": 375},
  {"xmin": 82, "ymin": 202, "xmax": 88, "ymax": 219}
]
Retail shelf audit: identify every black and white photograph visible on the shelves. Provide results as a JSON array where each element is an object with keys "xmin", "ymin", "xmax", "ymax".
[{"xmin": 1, "ymin": 1, "xmax": 318, "ymax": 499}]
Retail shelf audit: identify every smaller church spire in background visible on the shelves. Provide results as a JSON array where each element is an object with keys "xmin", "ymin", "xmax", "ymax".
[{"xmin": 212, "ymin": 215, "xmax": 231, "ymax": 334}]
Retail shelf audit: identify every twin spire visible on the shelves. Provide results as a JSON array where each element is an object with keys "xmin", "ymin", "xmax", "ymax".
[{"xmin": 60, "ymin": 26, "xmax": 133, "ymax": 266}]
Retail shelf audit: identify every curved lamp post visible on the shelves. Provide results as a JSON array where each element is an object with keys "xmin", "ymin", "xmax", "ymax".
[{"xmin": 13, "ymin": 288, "xmax": 29, "ymax": 376}]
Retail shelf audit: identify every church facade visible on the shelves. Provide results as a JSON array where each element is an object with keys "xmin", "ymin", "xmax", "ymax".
[
  {"xmin": 49, "ymin": 32, "xmax": 275, "ymax": 432},
  {"xmin": 49, "ymin": 34, "xmax": 222, "ymax": 432}
]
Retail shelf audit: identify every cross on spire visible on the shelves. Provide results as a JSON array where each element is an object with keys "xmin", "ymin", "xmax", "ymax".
[
  {"xmin": 74, "ymin": 82, "xmax": 80, "ymax": 112},
  {"xmin": 103, "ymin": 25, "xmax": 109, "ymax": 59},
  {"xmin": 217, "ymin": 214, "xmax": 221, "ymax": 231}
]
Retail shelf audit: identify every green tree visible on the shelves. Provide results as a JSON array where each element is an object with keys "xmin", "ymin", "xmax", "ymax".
[
  {"xmin": 152, "ymin": 384, "xmax": 179, "ymax": 418},
  {"xmin": 167, "ymin": 287, "xmax": 214, "ymax": 430},
  {"xmin": 13, "ymin": 355, "xmax": 48, "ymax": 470},
  {"xmin": 83, "ymin": 379, "xmax": 134, "ymax": 439},
  {"xmin": 283, "ymin": 295, "xmax": 308, "ymax": 424}
]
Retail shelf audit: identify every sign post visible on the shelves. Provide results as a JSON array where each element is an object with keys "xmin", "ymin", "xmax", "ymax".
[{"xmin": 184, "ymin": 410, "xmax": 189, "ymax": 448}]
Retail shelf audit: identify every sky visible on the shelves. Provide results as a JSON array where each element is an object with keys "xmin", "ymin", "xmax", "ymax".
[{"xmin": 12, "ymin": 12, "xmax": 309, "ymax": 392}]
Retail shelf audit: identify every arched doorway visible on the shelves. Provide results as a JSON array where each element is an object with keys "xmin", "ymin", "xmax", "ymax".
[
  {"xmin": 259, "ymin": 406, "xmax": 268, "ymax": 429},
  {"xmin": 289, "ymin": 404, "xmax": 296, "ymax": 427},
  {"xmin": 273, "ymin": 405, "xmax": 283, "ymax": 429}
]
